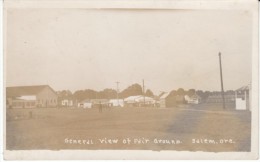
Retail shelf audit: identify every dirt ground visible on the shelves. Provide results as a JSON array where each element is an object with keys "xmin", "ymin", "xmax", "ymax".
[{"xmin": 5, "ymin": 103, "xmax": 251, "ymax": 152}]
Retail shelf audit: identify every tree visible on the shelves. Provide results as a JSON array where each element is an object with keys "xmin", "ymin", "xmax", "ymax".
[
  {"xmin": 98, "ymin": 89, "xmax": 117, "ymax": 99},
  {"xmin": 57, "ymin": 90, "xmax": 73, "ymax": 103},
  {"xmin": 176, "ymin": 88, "xmax": 185, "ymax": 95},
  {"xmin": 73, "ymin": 89, "xmax": 97, "ymax": 101},
  {"xmin": 58, "ymin": 90, "xmax": 73, "ymax": 97},
  {"xmin": 226, "ymin": 90, "xmax": 235, "ymax": 95},
  {"xmin": 145, "ymin": 89, "xmax": 154, "ymax": 97},
  {"xmin": 73, "ymin": 90, "xmax": 84, "ymax": 101},
  {"xmin": 119, "ymin": 83, "xmax": 143, "ymax": 98},
  {"xmin": 169, "ymin": 90, "xmax": 177, "ymax": 97},
  {"xmin": 196, "ymin": 90, "xmax": 204, "ymax": 97},
  {"xmin": 187, "ymin": 89, "xmax": 196, "ymax": 96},
  {"xmin": 204, "ymin": 91, "xmax": 211, "ymax": 99}
]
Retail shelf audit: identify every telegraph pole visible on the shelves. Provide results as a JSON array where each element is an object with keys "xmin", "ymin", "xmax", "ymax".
[
  {"xmin": 116, "ymin": 81, "xmax": 120, "ymax": 106},
  {"xmin": 218, "ymin": 52, "xmax": 226, "ymax": 109},
  {"xmin": 143, "ymin": 79, "xmax": 145, "ymax": 107}
]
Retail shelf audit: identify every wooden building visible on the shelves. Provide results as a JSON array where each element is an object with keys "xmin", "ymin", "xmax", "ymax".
[
  {"xmin": 159, "ymin": 92, "xmax": 176, "ymax": 108},
  {"xmin": 6, "ymin": 85, "xmax": 58, "ymax": 108}
]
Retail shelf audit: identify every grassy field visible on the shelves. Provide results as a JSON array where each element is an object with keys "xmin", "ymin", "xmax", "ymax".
[{"xmin": 6, "ymin": 104, "xmax": 251, "ymax": 152}]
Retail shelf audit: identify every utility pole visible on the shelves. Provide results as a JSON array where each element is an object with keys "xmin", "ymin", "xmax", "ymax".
[
  {"xmin": 116, "ymin": 81, "xmax": 120, "ymax": 106},
  {"xmin": 218, "ymin": 52, "xmax": 226, "ymax": 109},
  {"xmin": 143, "ymin": 79, "xmax": 145, "ymax": 107}
]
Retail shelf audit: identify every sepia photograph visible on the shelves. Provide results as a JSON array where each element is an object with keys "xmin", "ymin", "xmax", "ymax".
[{"xmin": 3, "ymin": 0, "xmax": 259, "ymax": 160}]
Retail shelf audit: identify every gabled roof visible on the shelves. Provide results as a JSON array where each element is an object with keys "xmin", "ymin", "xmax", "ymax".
[
  {"xmin": 236, "ymin": 84, "xmax": 251, "ymax": 91},
  {"xmin": 6, "ymin": 85, "xmax": 56, "ymax": 97},
  {"xmin": 159, "ymin": 92, "xmax": 170, "ymax": 99},
  {"xmin": 90, "ymin": 99, "xmax": 109, "ymax": 104}
]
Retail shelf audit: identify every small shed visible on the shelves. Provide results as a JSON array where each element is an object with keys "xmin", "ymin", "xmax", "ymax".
[
  {"xmin": 185, "ymin": 94, "xmax": 201, "ymax": 104},
  {"xmin": 235, "ymin": 84, "xmax": 251, "ymax": 111}
]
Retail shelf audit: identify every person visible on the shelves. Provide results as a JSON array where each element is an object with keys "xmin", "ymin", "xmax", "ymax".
[{"xmin": 98, "ymin": 102, "xmax": 102, "ymax": 113}]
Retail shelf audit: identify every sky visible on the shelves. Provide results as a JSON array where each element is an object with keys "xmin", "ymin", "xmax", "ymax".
[{"xmin": 6, "ymin": 9, "xmax": 252, "ymax": 95}]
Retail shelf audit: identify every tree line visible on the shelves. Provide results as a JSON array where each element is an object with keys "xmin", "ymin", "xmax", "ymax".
[{"xmin": 57, "ymin": 83, "xmax": 235, "ymax": 101}]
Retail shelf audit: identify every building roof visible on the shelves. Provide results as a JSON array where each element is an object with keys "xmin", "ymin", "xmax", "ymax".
[
  {"xmin": 159, "ymin": 92, "xmax": 170, "ymax": 99},
  {"xmin": 124, "ymin": 95, "xmax": 142, "ymax": 101},
  {"xmin": 109, "ymin": 99, "xmax": 124, "ymax": 102},
  {"xmin": 236, "ymin": 84, "xmax": 251, "ymax": 91},
  {"xmin": 124, "ymin": 95, "xmax": 155, "ymax": 104},
  {"xmin": 17, "ymin": 95, "xmax": 37, "ymax": 101},
  {"xmin": 135, "ymin": 96, "xmax": 155, "ymax": 102},
  {"xmin": 6, "ymin": 85, "xmax": 56, "ymax": 98}
]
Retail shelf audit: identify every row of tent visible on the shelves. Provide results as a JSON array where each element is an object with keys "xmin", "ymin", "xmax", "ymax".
[
  {"xmin": 75, "ymin": 94, "xmax": 202, "ymax": 109},
  {"xmin": 76, "ymin": 95, "xmax": 158, "ymax": 108}
]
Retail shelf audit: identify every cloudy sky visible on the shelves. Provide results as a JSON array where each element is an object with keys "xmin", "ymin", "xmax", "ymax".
[{"xmin": 6, "ymin": 9, "xmax": 252, "ymax": 94}]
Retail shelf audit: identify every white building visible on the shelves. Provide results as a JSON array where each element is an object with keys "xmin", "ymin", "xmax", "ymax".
[
  {"xmin": 235, "ymin": 84, "xmax": 251, "ymax": 111},
  {"xmin": 6, "ymin": 85, "xmax": 58, "ymax": 108},
  {"xmin": 109, "ymin": 99, "xmax": 124, "ymax": 107},
  {"xmin": 61, "ymin": 99, "xmax": 73, "ymax": 107},
  {"xmin": 78, "ymin": 99, "xmax": 92, "ymax": 108},
  {"xmin": 185, "ymin": 94, "xmax": 201, "ymax": 104}
]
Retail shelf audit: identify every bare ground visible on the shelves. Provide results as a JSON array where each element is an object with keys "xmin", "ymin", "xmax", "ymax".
[{"xmin": 5, "ymin": 104, "xmax": 251, "ymax": 152}]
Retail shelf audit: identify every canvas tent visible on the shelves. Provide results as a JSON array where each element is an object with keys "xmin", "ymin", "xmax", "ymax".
[{"xmin": 124, "ymin": 95, "xmax": 156, "ymax": 107}]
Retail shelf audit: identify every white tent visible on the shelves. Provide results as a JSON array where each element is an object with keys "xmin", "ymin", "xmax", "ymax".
[
  {"xmin": 135, "ymin": 96, "xmax": 156, "ymax": 104},
  {"xmin": 124, "ymin": 95, "xmax": 156, "ymax": 105},
  {"xmin": 124, "ymin": 95, "xmax": 142, "ymax": 104}
]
